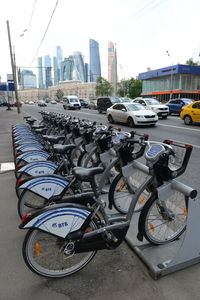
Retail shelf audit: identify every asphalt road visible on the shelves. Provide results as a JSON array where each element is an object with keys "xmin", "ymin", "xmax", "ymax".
[{"xmin": 22, "ymin": 103, "xmax": 200, "ymax": 198}]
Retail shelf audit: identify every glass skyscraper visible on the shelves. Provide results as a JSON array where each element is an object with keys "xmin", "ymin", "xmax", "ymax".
[
  {"xmin": 61, "ymin": 56, "xmax": 74, "ymax": 81},
  {"xmin": 56, "ymin": 46, "xmax": 63, "ymax": 82},
  {"xmin": 73, "ymin": 51, "xmax": 85, "ymax": 82},
  {"xmin": 44, "ymin": 55, "xmax": 52, "ymax": 88},
  {"xmin": 53, "ymin": 56, "xmax": 59, "ymax": 86},
  {"xmin": 20, "ymin": 70, "xmax": 37, "ymax": 89},
  {"xmin": 38, "ymin": 57, "xmax": 44, "ymax": 88},
  {"xmin": 89, "ymin": 39, "xmax": 101, "ymax": 82},
  {"xmin": 108, "ymin": 41, "xmax": 115, "ymax": 83},
  {"xmin": 60, "ymin": 52, "xmax": 86, "ymax": 82}
]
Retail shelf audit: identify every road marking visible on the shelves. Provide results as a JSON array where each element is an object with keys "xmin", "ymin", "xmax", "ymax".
[{"xmin": 159, "ymin": 123, "xmax": 200, "ymax": 132}]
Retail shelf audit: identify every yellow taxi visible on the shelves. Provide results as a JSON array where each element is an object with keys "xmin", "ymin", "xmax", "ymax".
[{"xmin": 180, "ymin": 100, "xmax": 200, "ymax": 125}]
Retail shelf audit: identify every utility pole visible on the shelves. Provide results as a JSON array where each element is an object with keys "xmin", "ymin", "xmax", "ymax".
[{"xmin": 6, "ymin": 20, "xmax": 20, "ymax": 113}]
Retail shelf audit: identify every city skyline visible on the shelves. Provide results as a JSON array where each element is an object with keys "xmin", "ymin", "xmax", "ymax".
[{"xmin": 1, "ymin": 0, "xmax": 200, "ymax": 83}]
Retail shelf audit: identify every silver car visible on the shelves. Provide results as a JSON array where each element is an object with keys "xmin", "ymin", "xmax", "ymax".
[{"xmin": 107, "ymin": 103, "xmax": 158, "ymax": 127}]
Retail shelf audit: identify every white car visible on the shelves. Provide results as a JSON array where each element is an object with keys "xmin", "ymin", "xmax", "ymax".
[
  {"xmin": 29, "ymin": 101, "xmax": 34, "ymax": 105},
  {"xmin": 132, "ymin": 98, "xmax": 169, "ymax": 119},
  {"xmin": 107, "ymin": 103, "xmax": 158, "ymax": 127}
]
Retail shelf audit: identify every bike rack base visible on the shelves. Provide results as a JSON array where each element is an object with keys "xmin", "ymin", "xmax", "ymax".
[{"xmin": 126, "ymin": 197, "xmax": 200, "ymax": 280}]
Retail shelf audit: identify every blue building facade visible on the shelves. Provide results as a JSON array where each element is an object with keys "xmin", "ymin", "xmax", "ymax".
[
  {"xmin": 138, "ymin": 64, "xmax": 200, "ymax": 101},
  {"xmin": 89, "ymin": 39, "xmax": 101, "ymax": 82}
]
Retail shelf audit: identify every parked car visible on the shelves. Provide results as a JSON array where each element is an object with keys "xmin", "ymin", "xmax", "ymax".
[
  {"xmin": 50, "ymin": 100, "xmax": 57, "ymax": 104},
  {"xmin": 97, "ymin": 96, "xmax": 121, "ymax": 113},
  {"xmin": 80, "ymin": 98, "xmax": 90, "ymax": 108},
  {"xmin": 38, "ymin": 100, "xmax": 47, "ymax": 107},
  {"xmin": 166, "ymin": 98, "xmax": 194, "ymax": 115},
  {"xmin": 119, "ymin": 97, "xmax": 132, "ymax": 103},
  {"xmin": 106, "ymin": 102, "xmax": 158, "ymax": 127},
  {"xmin": 132, "ymin": 98, "xmax": 169, "ymax": 119},
  {"xmin": 180, "ymin": 100, "xmax": 200, "ymax": 125},
  {"xmin": 14, "ymin": 102, "xmax": 22, "ymax": 107},
  {"xmin": 0, "ymin": 101, "xmax": 7, "ymax": 107},
  {"xmin": 88, "ymin": 99, "xmax": 97, "ymax": 110},
  {"xmin": 29, "ymin": 101, "xmax": 34, "ymax": 105},
  {"xmin": 63, "ymin": 96, "xmax": 81, "ymax": 110}
]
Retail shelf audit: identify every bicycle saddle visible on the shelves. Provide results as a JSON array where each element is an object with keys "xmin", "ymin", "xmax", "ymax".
[
  {"xmin": 43, "ymin": 135, "xmax": 65, "ymax": 144},
  {"xmin": 72, "ymin": 167, "xmax": 104, "ymax": 181},
  {"xmin": 53, "ymin": 144, "xmax": 76, "ymax": 154}
]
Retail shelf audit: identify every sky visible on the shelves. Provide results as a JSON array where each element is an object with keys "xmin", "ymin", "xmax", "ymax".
[{"xmin": 0, "ymin": 0, "xmax": 200, "ymax": 83}]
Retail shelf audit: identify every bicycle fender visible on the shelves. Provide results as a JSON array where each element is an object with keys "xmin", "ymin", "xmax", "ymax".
[
  {"xmin": 19, "ymin": 176, "xmax": 69, "ymax": 199},
  {"xmin": 15, "ymin": 144, "xmax": 44, "ymax": 152},
  {"xmin": 14, "ymin": 138, "xmax": 38, "ymax": 145},
  {"xmin": 17, "ymin": 161, "xmax": 58, "ymax": 176},
  {"xmin": 16, "ymin": 151, "xmax": 50, "ymax": 163},
  {"xmin": 20, "ymin": 204, "xmax": 92, "ymax": 238}
]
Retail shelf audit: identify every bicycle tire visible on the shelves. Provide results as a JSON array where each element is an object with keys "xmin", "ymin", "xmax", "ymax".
[
  {"xmin": 18, "ymin": 187, "xmax": 74, "ymax": 218},
  {"xmin": 138, "ymin": 192, "xmax": 188, "ymax": 245},
  {"xmin": 22, "ymin": 220, "xmax": 98, "ymax": 278},
  {"xmin": 109, "ymin": 172, "xmax": 149, "ymax": 214}
]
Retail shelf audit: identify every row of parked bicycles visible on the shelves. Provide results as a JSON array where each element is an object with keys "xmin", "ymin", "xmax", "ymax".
[{"xmin": 12, "ymin": 111, "xmax": 197, "ymax": 278}]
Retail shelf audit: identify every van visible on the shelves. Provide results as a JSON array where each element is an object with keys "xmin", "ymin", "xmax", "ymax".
[
  {"xmin": 63, "ymin": 96, "xmax": 81, "ymax": 110},
  {"xmin": 97, "ymin": 96, "xmax": 121, "ymax": 113}
]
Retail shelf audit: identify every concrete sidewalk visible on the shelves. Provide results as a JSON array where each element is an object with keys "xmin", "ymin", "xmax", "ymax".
[{"xmin": 0, "ymin": 106, "xmax": 200, "ymax": 300}]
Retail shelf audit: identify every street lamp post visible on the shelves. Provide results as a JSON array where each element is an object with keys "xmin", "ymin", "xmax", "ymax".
[
  {"xmin": 166, "ymin": 50, "xmax": 173, "ymax": 100},
  {"xmin": 6, "ymin": 20, "xmax": 20, "ymax": 113}
]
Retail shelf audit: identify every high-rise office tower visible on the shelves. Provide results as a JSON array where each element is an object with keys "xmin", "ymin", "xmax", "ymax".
[
  {"xmin": 89, "ymin": 39, "xmax": 101, "ymax": 82},
  {"xmin": 38, "ymin": 57, "xmax": 44, "ymax": 88},
  {"xmin": 60, "ymin": 56, "xmax": 74, "ymax": 81},
  {"xmin": 19, "ymin": 70, "xmax": 37, "ymax": 89},
  {"xmin": 108, "ymin": 41, "xmax": 118, "ymax": 95},
  {"xmin": 73, "ymin": 52, "xmax": 85, "ymax": 82},
  {"xmin": 60, "ymin": 52, "xmax": 86, "ymax": 82},
  {"xmin": 56, "ymin": 46, "xmax": 63, "ymax": 82},
  {"xmin": 108, "ymin": 41, "xmax": 115, "ymax": 82},
  {"xmin": 53, "ymin": 56, "xmax": 59, "ymax": 86},
  {"xmin": 44, "ymin": 55, "xmax": 52, "ymax": 88},
  {"xmin": 85, "ymin": 63, "xmax": 89, "ymax": 82}
]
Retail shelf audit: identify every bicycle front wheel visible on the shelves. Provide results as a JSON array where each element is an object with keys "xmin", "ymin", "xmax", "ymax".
[
  {"xmin": 139, "ymin": 191, "xmax": 188, "ymax": 245},
  {"xmin": 22, "ymin": 221, "xmax": 97, "ymax": 278},
  {"xmin": 109, "ymin": 172, "xmax": 149, "ymax": 214}
]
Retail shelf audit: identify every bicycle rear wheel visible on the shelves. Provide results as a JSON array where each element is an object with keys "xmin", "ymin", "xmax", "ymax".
[
  {"xmin": 109, "ymin": 172, "xmax": 149, "ymax": 214},
  {"xmin": 18, "ymin": 188, "xmax": 74, "ymax": 218},
  {"xmin": 22, "ymin": 220, "xmax": 97, "ymax": 278},
  {"xmin": 139, "ymin": 191, "xmax": 188, "ymax": 245}
]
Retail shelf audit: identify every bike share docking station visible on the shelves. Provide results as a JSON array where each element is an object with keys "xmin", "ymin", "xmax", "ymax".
[{"xmin": 126, "ymin": 179, "xmax": 199, "ymax": 280}]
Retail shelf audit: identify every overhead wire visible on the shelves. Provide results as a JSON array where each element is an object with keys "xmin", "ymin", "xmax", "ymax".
[
  {"xmin": 31, "ymin": 0, "xmax": 60, "ymax": 65},
  {"xmin": 27, "ymin": 0, "xmax": 37, "ymax": 36},
  {"xmin": 114, "ymin": 0, "xmax": 167, "ymax": 34},
  {"xmin": 135, "ymin": 0, "xmax": 167, "ymax": 20}
]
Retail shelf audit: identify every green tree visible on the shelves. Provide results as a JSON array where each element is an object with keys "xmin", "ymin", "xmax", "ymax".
[
  {"xmin": 186, "ymin": 58, "xmax": 199, "ymax": 66},
  {"xmin": 117, "ymin": 79, "xmax": 129, "ymax": 97},
  {"xmin": 128, "ymin": 78, "xmax": 142, "ymax": 99},
  {"xmin": 95, "ymin": 77, "xmax": 113, "ymax": 97},
  {"xmin": 55, "ymin": 89, "xmax": 64, "ymax": 101},
  {"xmin": 118, "ymin": 78, "xmax": 142, "ymax": 99}
]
